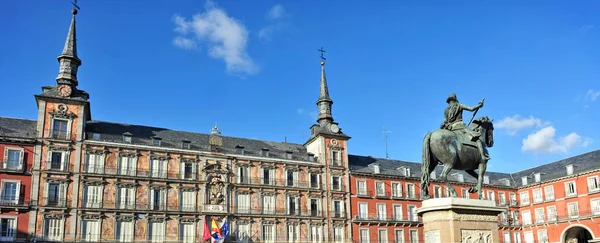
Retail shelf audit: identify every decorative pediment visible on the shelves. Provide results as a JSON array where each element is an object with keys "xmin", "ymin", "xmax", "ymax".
[
  {"xmin": 147, "ymin": 215, "xmax": 168, "ymax": 222},
  {"xmin": 262, "ymin": 220, "xmax": 277, "ymax": 225},
  {"xmin": 150, "ymin": 153, "xmax": 170, "ymax": 161},
  {"xmin": 81, "ymin": 214, "xmax": 103, "ymax": 220},
  {"xmin": 148, "ymin": 184, "xmax": 169, "ymax": 190},
  {"xmin": 48, "ymin": 144, "xmax": 72, "ymax": 151},
  {"xmin": 260, "ymin": 190, "xmax": 276, "ymax": 196},
  {"xmin": 179, "ymin": 186, "xmax": 198, "ymax": 192},
  {"xmin": 179, "ymin": 217, "xmax": 197, "ymax": 223},
  {"xmin": 285, "ymin": 192, "xmax": 300, "ymax": 196},
  {"xmin": 118, "ymin": 150, "xmax": 139, "ymax": 158},
  {"xmin": 82, "ymin": 180, "xmax": 105, "ymax": 186},
  {"xmin": 235, "ymin": 190, "xmax": 253, "ymax": 195},
  {"xmin": 236, "ymin": 219, "xmax": 252, "ymax": 224},
  {"xmin": 235, "ymin": 162, "xmax": 251, "ymax": 168},
  {"xmin": 308, "ymin": 194, "xmax": 322, "ymax": 199},
  {"xmin": 115, "ymin": 215, "xmax": 135, "ymax": 221},
  {"xmin": 85, "ymin": 147, "xmax": 107, "ymax": 155},
  {"xmin": 180, "ymin": 157, "xmax": 199, "ymax": 164},
  {"xmin": 50, "ymin": 104, "xmax": 77, "ymax": 119},
  {"xmin": 286, "ymin": 221, "xmax": 301, "ymax": 226},
  {"xmin": 260, "ymin": 164, "xmax": 277, "ymax": 170},
  {"xmin": 115, "ymin": 182, "xmax": 139, "ymax": 188},
  {"xmin": 308, "ymin": 168, "xmax": 322, "ymax": 173},
  {"xmin": 203, "ymin": 163, "xmax": 229, "ymax": 174},
  {"xmin": 46, "ymin": 178, "xmax": 70, "ymax": 184},
  {"xmin": 332, "ymin": 223, "xmax": 345, "ymax": 227},
  {"xmin": 285, "ymin": 165, "xmax": 300, "ymax": 172},
  {"xmin": 331, "ymin": 171, "xmax": 344, "ymax": 176},
  {"xmin": 44, "ymin": 213, "xmax": 65, "ymax": 220},
  {"xmin": 309, "ymin": 221, "xmax": 324, "ymax": 226}
]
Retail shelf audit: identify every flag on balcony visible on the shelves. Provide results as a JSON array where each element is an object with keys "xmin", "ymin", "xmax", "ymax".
[
  {"xmin": 202, "ymin": 216, "xmax": 211, "ymax": 241},
  {"xmin": 210, "ymin": 217, "xmax": 223, "ymax": 241},
  {"xmin": 220, "ymin": 218, "xmax": 229, "ymax": 239}
]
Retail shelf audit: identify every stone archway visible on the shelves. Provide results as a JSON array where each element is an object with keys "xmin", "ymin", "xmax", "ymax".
[{"xmin": 562, "ymin": 225, "xmax": 595, "ymax": 243}]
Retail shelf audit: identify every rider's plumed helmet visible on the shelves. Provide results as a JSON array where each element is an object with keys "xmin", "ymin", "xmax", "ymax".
[{"xmin": 446, "ymin": 93, "xmax": 458, "ymax": 103}]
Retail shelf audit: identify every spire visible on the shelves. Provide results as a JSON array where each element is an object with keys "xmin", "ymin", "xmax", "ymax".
[
  {"xmin": 56, "ymin": 2, "xmax": 82, "ymax": 87},
  {"xmin": 316, "ymin": 47, "xmax": 333, "ymax": 125}
]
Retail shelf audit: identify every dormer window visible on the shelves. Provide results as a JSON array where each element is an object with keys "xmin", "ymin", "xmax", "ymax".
[
  {"xmin": 534, "ymin": 173, "xmax": 541, "ymax": 182},
  {"xmin": 122, "ymin": 133, "xmax": 132, "ymax": 143},
  {"xmin": 92, "ymin": 133, "xmax": 100, "ymax": 140},
  {"xmin": 261, "ymin": 149, "xmax": 269, "ymax": 157},
  {"xmin": 483, "ymin": 175, "xmax": 490, "ymax": 185},
  {"xmin": 499, "ymin": 178, "xmax": 511, "ymax": 186},
  {"xmin": 235, "ymin": 145, "xmax": 244, "ymax": 154},
  {"xmin": 456, "ymin": 173, "xmax": 464, "ymax": 182},
  {"xmin": 521, "ymin": 176, "xmax": 528, "ymax": 186},
  {"xmin": 182, "ymin": 140, "xmax": 191, "ymax": 149},
  {"xmin": 307, "ymin": 153, "xmax": 315, "ymax": 162},
  {"xmin": 372, "ymin": 164, "xmax": 380, "ymax": 174},
  {"xmin": 153, "ymin": 137, "xmax": 162, "ymax": 146},
  {"xmin": 566, "ymin": 164, "xmax": 574, "ymax": 175},
  {"xmin": 285, "ymin": 151, "xmax": 293, "ymax": 160}
]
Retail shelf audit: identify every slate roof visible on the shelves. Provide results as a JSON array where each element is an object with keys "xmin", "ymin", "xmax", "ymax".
[
  {"xmin": 348, "ymin": 154, "xmax": 515, "ymax": 187},
  {"xmin": 0, "ymin": 117, "xmax": 37, "ymax": 139},
  {"xmin": 85, "ymin": 120, "xmax": 316, "ymax": 162},
  {"xmin": 36, "ymin": 86, "xmax": 90, "ymax": 102}
]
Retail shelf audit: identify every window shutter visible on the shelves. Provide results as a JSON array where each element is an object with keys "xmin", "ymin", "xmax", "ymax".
[
  {"xmin": 180, "ymin": 162, "xmax": 185, "ymax": 179},
  {"xmin": 3, "ymin": 148, "xmax": 8, "ymax": 168},
  {"xmin": 19, "ymin": 149, "xmax": 25, "ymax": 170}
]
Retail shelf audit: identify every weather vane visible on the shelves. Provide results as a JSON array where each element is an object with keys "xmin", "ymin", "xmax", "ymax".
[
  {"xmin": 318, "ymin": 47, "xmax": 326, "ymax": 64},
  {"xmin": 71, "ymin": 0, "xmax": 80, "ymax": 15}
]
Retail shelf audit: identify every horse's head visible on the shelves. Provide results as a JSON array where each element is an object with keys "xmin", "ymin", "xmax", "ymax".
[{"xmin": 472, "ymin": 116, "xmax": 494, "ymax": 147}]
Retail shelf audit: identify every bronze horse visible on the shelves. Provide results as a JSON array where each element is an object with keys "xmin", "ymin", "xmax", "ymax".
[{"xmin": 420, "ymin": 116, "xmax": 495, "ymax": 200}]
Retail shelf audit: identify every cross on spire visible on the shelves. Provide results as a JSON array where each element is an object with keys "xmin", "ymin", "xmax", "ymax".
[
  {"xmin": 71, "ymin": 0, "xmax": 80, "ymax": 15},
  {"xmin": 318, "ymin": 47, "xmax": 326, "ymax": 65}
]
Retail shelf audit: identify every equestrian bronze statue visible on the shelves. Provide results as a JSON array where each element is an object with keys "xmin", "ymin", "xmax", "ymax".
[{"xmin": 420, "ymin": 93, "xmax": 495, "ymax": 200}]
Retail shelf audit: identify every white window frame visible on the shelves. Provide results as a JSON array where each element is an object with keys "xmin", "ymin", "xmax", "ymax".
[
  {"xmin": 47, "ymin": 150, "xmax": 69, "ymax": 171},
  {"xmin": 237, "ymin": 193, "xmax": 250, "ymax": 214},
  {"xmin": 357, "ymin": 180, "xmax": 367, "ymax": 196},
  {"xmin": 180, "ymin": 161, "xmax": 197, "ymax": 180},
  {"xmin": 237, "ymin": 222, "xmax": 251, "ymax": 243},
  {"xmin": 378, "ymin": 229, "xmax": 388, "ymax": 243},
  {"xmin": 376, "ymin": 203, "xmax": 387, "ymax": 220},
  {"xmin": 0, "ymin": 216, "xmax": 17, "ymax": 241},
  {"xmin": 331, "ymin": 175, "xmax": 341, "ymax": 191},
  {"xmin": 331, "ymin": 150, "xmax": 341, "ymax": 166},
  {"xmin": 117, "ymin": 186, "xmax": 136, "ymax": 210},
  {"xmin": 591, "ymin": 198, "xmax": 600, "ymax": 215},
  {"xmin": 375, "ymin": 181, "xmax": 386, "ymax": 196},
  {"xmin": 546, "ymin": 206, "xmax": 557, "ymax": 221},
  {"xmin": 358, "ymin": 202, "xmax": 368, "ymax": 219},
  {"xmin": 148, "ymin": 221, "xmax": 166, "ymax": 243},
  {"xmin": 544, "ymin": 186, "xmax": 554, "ymax": 201},
  {"xmin": 565, "ymin": 181, "xmax": 577, "ymax": 197},
  {"xmin": 180, "ymin": 190, "xmax": 196, "ymax": 212},
  {"xmin": 149, "ymin": 188, "xmax": 166, "ymax": 210},
  {"xmin": 393, "ymin": 204, "xmax": 403, "ymax": 221},
  {"xmin": 537, "ymin": 229, "xmax": 548, "ymax": 243},
  {"xmin": 409, "ymin": 229, "xmax": 418, "ymax": 243},
  {"xmin": 462, "ymin": 188, "xmax": 469, "ymax": 199},
  {"xmin": 45, "ymin": 181, "xmax": 67, "ymax": 207},
  {"xmin": 263, "ymin": 194, "xmax": 275, "ymax": 214},
  {"xmin": 81, "ymin": 218, "xmax": 101, "ymax": 241},
  {"xmin": 391, "ymin": 182, "xmax": 402, "ymax": 198},
  {"xmin": 150, "ymin": 158, "xmax": 167, "ymax": 178},
  {"xmin": 407, "ymin": 205, "xmax": 417, "ymax": 221},
  {"xmin": 83, "ymin": 183, "xmax": 104, "ymax": 208},
  {"xmin": 287, "ymin": 195, "xmax": 300, "ymax": 216},
  {"xmin": 532, "ymin": 188, "xmax": 542, "ymax": 204},
  {"xmin": 285, "ymin": 169, "xmax": 298, "ymax": 187},
  {"xmin": 333, "ymin": 226, "xmax": 344, "ymax": 243},
  {"xmin": 499, "ymin": 192, "xmax": 506, "ymax": 205},
  {"xmin": 118, "ymin": 155, "xmax": 137, "ymax": 176},
  {"xmin": 50, "ymin": 118, "xmax": 72, "ymax": 139},
  {"xmin": 359, "ymin": 228, "xmax": 369, "ymax": 243},
  {"xmin": 406, "ymin": 183, "xmax": 416, "ymax": 199},
  {"xmin": 3, "ymin": 147, "xmax": 24, "ymax": 171},
  {"xmin": 179, "ymin": 222, "xmax": 195, "ymax": 243},
  {"xmin": 262, "ymin": 224, "xmax": 276, "ymax": 243},
  {"xmin": 588, "ymin": 176, "xmax": 599, "ymax": 193},
  {"xmin": 43, "ymin": 217, "xmax": 64, "ymax": 241},
  {"xmin": 0, "ymin": 179, "xmax": 20, "ymax": 204},
  {"xmin": 433, "ymin": 186, "xmax": 442, "ymax": 198},
  {"xmin": 395, "ymin": 229, "xmax": 404, "ymax": 243},
  {"xmin": 237, "ymin": 165, "xmax": 250, "ymax": 184},
  {"xmin": 520, "ymin": 191, "xmax": 530, "ymax": 205},
  {"xmin": 567, "ymin": 202, "xmax": 579, "ymax": 218},
  {"xmin": 521, "ymin": 210, "xmax": 531, "ymax": 225},
  {"xmin": 84, "ymin": 152, "xmax": 105, "ymax": 174},
  {"xmin": 534, "ymin": 208, "xmax": 544, "ymax": 224},
  {"xmin": 332, "ymin": 200, "xmax": 343, "ymax": 217},
  {"xmin": 310, "ymin": 225, "xmax": 322, "ymax": 243}
]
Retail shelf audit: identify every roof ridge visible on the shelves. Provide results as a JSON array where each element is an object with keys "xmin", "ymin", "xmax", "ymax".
[
  {"xmin": 510, "ymin": 148, "xmax": 600, "ymax": 175},
  {"xmin": 0, "ymin": 116, "xmax": 37, "ymax": 122}
]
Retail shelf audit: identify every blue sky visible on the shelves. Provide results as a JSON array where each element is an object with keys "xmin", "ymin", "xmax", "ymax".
[{"xmin": 1, "ymin": 0, "xmax": 599, "ymax": 173}]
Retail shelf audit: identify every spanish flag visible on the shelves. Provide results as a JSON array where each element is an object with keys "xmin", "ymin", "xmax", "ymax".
[{"xmin": 210, "ymin": 217, "xmax": 223, "ymax": 241}]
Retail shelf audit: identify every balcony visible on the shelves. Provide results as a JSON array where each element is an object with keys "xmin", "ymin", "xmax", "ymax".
[
  {"xmin": 0, "ymin": 160, "xmax": 25, "ymax": 173},
  {"xmin": 0, "ymin": 197, "xmax": 35, "ymax": 209},
  {"xmin": 43, "ymin": 160, "xmax": 72, "ymax": 173},
  {"xmin": 234, "ymin": 177, "xmax": 324, "ymax": 190},
  {"xmin": 330, "ymin": 210, "xmax": 345, "ymax": 218},
  {"xmin": 236, "ymin": 207, "xmax": 323, "ymax": 217},
  {"xmin": 375, "ymin": 190, "xmax": 389, "ymax": 198},
  {"xmin": 77, "ymin": 200, "xmax": 201, "ymax": 213},
  {"xmin": 353, "ymin": 214, "xmax": 421, "ymax": 223},
  {"xmin": 357, "ymin": 190, "xmax": 373, "ymax": 198},
  {"xmin": 43, "ymin": 198, "xmax": 70, "ymax": 208},
  {"xmin": 46, "ymin": 129, "xmax": 72, "ymax": 140},
  {"xmin": 80, "ymin": 165, "xmax": 200, "ymax": 183},
  {"xmin": 331, "ymin": 184, "xmax": 346, "ymax": 192}
]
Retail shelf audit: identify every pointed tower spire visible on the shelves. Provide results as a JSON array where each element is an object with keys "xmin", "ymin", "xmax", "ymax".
[
  {"xmin": 56, "ymin": 1, "xmax": 82, "ymax": 87},
  {"xmin": 316, "ymin": 47, "xmax": 333, "ymax": 126}
]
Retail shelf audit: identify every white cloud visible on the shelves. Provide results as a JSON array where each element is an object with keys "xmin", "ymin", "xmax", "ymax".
[
  {"xmin": 522, "ymin": 126, "xmax": 589, "ymax": 154},
  {"xmin": 496, "ymin": 115, "xmax": 546, "ymax": 135},
  {"xmin": 585, "ymin": 89, "xmax": 600, "ymax": 101},
  {"xmin": 172, "ymin": 36, "xmax": 197, "ymax": 50},
  {"xmin": 266, "ymin": 4, "xmax": 286, "ymax": 20},
  {"xmin": 172, "ymin": 1, "xmax": 258, "ymax": 76}
]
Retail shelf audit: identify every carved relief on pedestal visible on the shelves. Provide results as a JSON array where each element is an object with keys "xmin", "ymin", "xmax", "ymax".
[
  {"xmin": 425, "ymin": 230, "xmax": 440, "ymax": 243},
  {"xmin": 460, "ymin": 230, "xmax": 492, "ymax": 243},
  {"xmin": 203, "ymin": 162, "xmax": 229, "ymax": 213}
]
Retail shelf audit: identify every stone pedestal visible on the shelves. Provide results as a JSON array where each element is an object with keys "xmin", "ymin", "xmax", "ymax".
[{"xmin": 416, "ymin": 197, "xmax": 506, "ymax": 243}]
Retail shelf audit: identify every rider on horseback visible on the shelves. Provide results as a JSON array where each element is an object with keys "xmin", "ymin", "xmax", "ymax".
[{"xmin": 440, "ymin": 93, "xmax": 490, "ymax": 162}]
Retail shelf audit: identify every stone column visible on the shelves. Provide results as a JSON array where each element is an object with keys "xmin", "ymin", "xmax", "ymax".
[{"xmin": 416, "ymin": 197, "xmax": 505, "ymax": 243}]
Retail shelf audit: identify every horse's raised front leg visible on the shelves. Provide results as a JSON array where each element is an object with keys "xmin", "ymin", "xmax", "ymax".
[
  {"xmin": 440, "ymin": 164, "xmax": 457, "ymax": 197},
  {"xmin": 476, "ymin": 161, "xmax": 488, "ymax": 200},
  {"xmin": 465, "ymin": 170, "xmax": 479, "ymax": 194}
]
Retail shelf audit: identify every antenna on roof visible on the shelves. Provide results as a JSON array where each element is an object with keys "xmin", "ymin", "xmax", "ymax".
[
  {"xmin": 382, "ymin": 126, "xmax": 392, "ymax": 159},
  {"xmin": 284, "ymin": 136, "xmax": 287, "ymax": 143}
]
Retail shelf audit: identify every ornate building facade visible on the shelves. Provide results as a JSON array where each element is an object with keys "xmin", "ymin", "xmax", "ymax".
[{"xmin": 1, "ymin": 5, "xmax": 600, "ymax": 243}]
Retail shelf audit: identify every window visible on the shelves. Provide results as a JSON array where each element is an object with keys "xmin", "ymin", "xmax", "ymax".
[
  {"xmin": 567, "ymin": 202, "xmax": 579, "ymax": 218},
  {"xmin": 237, "ymin": 223, "xmax": 250, "ymax": 243},
  {"xmin": 43, "ymin": 218, "xmax": 63, "ymax": 240},
  {"xmin": 263, "ymin": 168, "xmax": 274, "ymax": 185},
  {"xmin": 288, "ymin": 196, "xmax": 299, "ymax": 215},
  {"xmin": 537, "ymin": 230, "xmax": 548, "ymax": 243},
  {"xmin": 92, "ymin": 133, "xmax": 100, "ymax": 140},
  {"xmin": 150, "ymin": 159, "xmax": 167, "ymax": 178},
  {"xmin": 261, "ymin": 149, "xmax": 269, "ymax": 157},
  {"xmin": 532, "ymin": 189, "xmax": 542, "ymax": 204},
  {"xmin": 391, "ymin": 182, "xmax": 402, "ymax": 197},
  {"xmin": 310, "ymin": 198, "xmax": 320, "ymax": 216},
  {"xmin": 287, "ymin": 170, "xmax": 298, "ymax": 187},
  {"xmin": 0, "ymin": 180, "xmax": 20, "ymax": 204},
  {"xmin": 0, "ymin": 217, "xmax": 16, "ymax": 241},
  {"xmin": 180, "ymin": 190, "xmax": 196, "ymax": 212},
  {"xmin": 483, "ymin": 175, "xmax": 489, "ymax": 184},
  {"xmin": 377, "ymin": 203, "xmax": 387, "ymax": 220},
  {"xmin": 81, "ymin": 219, "xmax": 100, "ymax": 241},
  {"xmin": 52, "ymin": 119, "xmax": 69, "ymax": 139},
  {"xmin": 331, "ymin": 151, "xmax": 340, "ymax": 166},
  {"xmin": 375, "ymin": 182, "xmax": 385, "ymax": 196},
  {"xmin": 148, "ymin": 221, "xmax": 165, "ymax": 243},
  {"xmin": 307, "ymin": 153, "xmax": 315, "ymax": 162},
  {"xmin": 236, "ymin": 193, "xmax": 250, "ymax": 214},
  {"xmin": 332, "ymin": 176, "xmax": 340, "ymax": 190},
  {"xmin": 487, "ymin": 190, "xmax": 495, "ymax": 201},
  {"xmin": 565, "ymin": 181, "xmax": 577, "ymax": 197},
  {"xmin": 263, "ymin": 195, "xmax": 275, "ymax": 214},
  {"xmin": 372, "ymin": 164, "xmax": 380, "ymax": 174},
  {"xmin": 83, "ymin": 184, "xmax": 103, "ymax": 208},
  {"xmin": 235, "ymin": 146, "xmax": 244, "ymax": 154},
  {"xmin": 520, "ymin": 192, "xmax": 529, "ymax": 205},
  {"xmin": 588, "ymin": 176, "xmax": 599, "ymax": 192},
  {"xmin": 149, "ymin": 188, "xmax": 166, "ymax": 210},
  {"xmin": 544, "ymin": 186, "xmax": 554, "ymax": 201},
  {"xmin": 499, "ymin": 192, "xmax": 506, "ymax": 205},
  {"xmin": 237, "ymin": 166, "xmax": 249, "ymax": 184},
  {"xmin": 513, "ymin": 232, "xmax": 521, "ymax": 243},
  {"xmin": 546, "ymin": 206, "xmax": 557, "ymax": 221},
  {"xmin": 395, "ymin": 229, "xmax": 404, "ymax": 243},
  {"xmin": 510, "ymin": 192, "xmax": 517, "ymax": 206},
  {"xmin": 409, "ymin": 229, "xmax": 418, "ymax": 243},
  {"xmin": 502, "ymin": 232, "xmax": 510, "ymax": 243},
  {"xmin": 123, "ymin": 134, "xmax": 132, "ymax": 143},
  {"xmin": 49, "ymin": 151, "xmax": 66, "ymax": 171},
  {"xmin": 46, "ymin": 183, "xmax": 65, "ymax": 207},
  {"xmin": 181, "ymin": 162, "xmax": 196, "ymax": 180},
  {"xmin": 462, "ymin": 188, "xmax": 469, "ymax": 199},
  {"xmin": 310, "ymin": 226, "xmax": 322, "ymax": 243},
  {"xmin": 177, "ymin": 223, "xmax": 194, "ymax": 243},
  {"xmin": 117, "ymin": 187, "xmax": 135, "ymax": 210},
  {"xmin": 358, "ymin": 203, "xmax": 368, "ymax": 219},
  {"xmin": 534, "ymin": 173, "xmax": 541, "ymax": 183},
  {"xmin": 3, "ymin": 148, "xmax": 23, "ymax": 171},
  {"xmin": 534, "ymin": 208, "xmax": 545, "ymax": 224},
  {"xmin": 116, "ymin": 220, "xmax": 134, "ymax": 242},
  {"xmin": 310, "ymin": 173, "xmax": 320, "ymax": 188},
  {"xmin": 332, "ymin": 200, "xmax": 342, "ymax": 217},
  {"xmin": 521, "ymin": 210, "xmax": 531, "ymax": 225},
  {"xmin": 378, "ymin": 229, "xmax": 388, "ymax": 243},
  {"xmin": 288, "ymin": 224, "xmax": 299, "ymax": 243},
  {"xmin": 285, "ymin": 152, "xmax": 293, "ymax": 160},
  {"xmin": 456, "ymin": 173, "xmax": 464, "ymax": 182},
  {"xmin": 591, "ymin": 198, "xmax": 600, "ymax": 215},
  {"xmin": 523, "ymin": 231, "xmax": 534, "ymax": 243},
  {"xmin": 566, "ymin": 164, "xmax": 573, "ymax": 175},
  {"xmin": 153, "ymin": 138, "xmax": 161, "ymax": 146},
  {"xmin": 357, "ymin": 181, "xmax": 367, "ymax": 195},
  {"xmin": 333, "ymin": 227, "xmax": 344, "ymax": 243},
  {"xmin": 521, "ymin": 176, "xmax": 528, "ymax": 186},
  {"xmin": 407, "ymin": 205, "xmax": 417, "ymax": 221},
  {"xmin": 406, "ymin": 184, "xmax": 415, "ymax": 199},
  {"xmin": 433, "ymin": 186, "xmax": 442, "ymax": 198},
  {"xmin": 359, "ymin": 229, "xmax": 369, "ymax": 243},
  {"xmin": 182, "ymin": 141, "xmax": 190, "ymax": 149},
  {"xmin": 85, "ymin": 153, "xmax": 104, "ymax": 174},
  {"xmin": 118, "ymin": 156, "xmax": 136, "ymax": 176},
  {"xmin": 393, "ymin": 204, "xmax": 403, "ymax": 221},
  {"xmin": 263, "ymin": 225, "xmax": 275, "ymax": 243}
]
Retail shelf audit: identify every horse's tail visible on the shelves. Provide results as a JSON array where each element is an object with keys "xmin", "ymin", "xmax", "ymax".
[{"xmin": 420, "ymin": 131, "xmax": 433, "ymax": 195}]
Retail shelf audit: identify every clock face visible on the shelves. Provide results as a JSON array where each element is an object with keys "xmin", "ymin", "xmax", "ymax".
[
  {"xmin": 330, "ymin": 124, "xmax": 340, "ymax": 133},
  {"xmin": 58, "ymin": 85, "xmax": 72, "ymax": 97}
]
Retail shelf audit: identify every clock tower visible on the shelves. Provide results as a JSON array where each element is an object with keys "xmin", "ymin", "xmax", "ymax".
[{"xmin": 304, "ymin": 50, "xmax": 352, "ymax": 242}]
